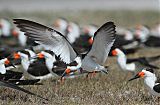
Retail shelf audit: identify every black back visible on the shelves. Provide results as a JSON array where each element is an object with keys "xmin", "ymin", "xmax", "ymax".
[{"xmin": 153, "ymin": 84, "xmax": 160, "ymax": 93}]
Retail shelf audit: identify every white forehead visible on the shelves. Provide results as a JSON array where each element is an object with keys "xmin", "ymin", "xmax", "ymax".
[
  {"xmin": 142, "ymin": 69, "xmax": 154, "ymax": 76},
  {"xmin": 115, "ymin": 48, "xmax": 122, "ymax": 52},
  {"xmin": 0, "ymin": 58, "xmax": 7, "ymax": 63},
  {"xmin": 18, "ymin": 52, "xmax": 28, "ymax": 57},
  {"xmin": 59, "ymin": 19, "xmax": 67, "ymax": 28}
]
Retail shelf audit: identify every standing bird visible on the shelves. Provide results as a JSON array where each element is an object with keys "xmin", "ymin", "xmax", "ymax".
[
  {"xmin": 13, "ymin": 19, "xmax": 116, "ymax": 76},
  {"xmin": 53, "ymin": 18, "xmax": 68, "ymax": 35},
  {"xmin": 0, "ymin": 58, "xmax": 39, "ymax": 85},
  {"xmin": 134, "ymin": 25, "xmax": 160, "ymax": 47},
  {"xmin": 0, "ymin": 58, "xmax": 18, "ymax": 74},
  {"xmin": 11, "ymin": 27, "xmax": 27, "ymax": 47},
  {"xmin": 0, "ymin": 18, "xmax": 12, "ymax": 37},
  {"xmin": 13, "ymin": 49, "xmax": 54, "ymax": 80},
  {"xmin": 128, "ymin": 68, "xmax": 160, "ymax": 97},
  {"xmin": 112, "ymin": 48, "xmax": 159, "ymax": 73},
  {"xmin": 65, "ymin": 22, "xmax": 81, "ymax": 44}
]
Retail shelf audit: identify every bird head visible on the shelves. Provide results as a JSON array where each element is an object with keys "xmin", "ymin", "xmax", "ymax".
[
  {"xmin": 0, "ymin": 58, "xmax": 16, "ymax": 68},
  {"xmin": 0, "ymin": 58, "xmax": 10, "ymax": 65},
  {"xmin": 11, "ymin": 28, "xmax": 19, "ymax": 37},
  {"xmin": 112, "ymin": 48, "xmax": 125, "ymax": 57},
  {"xmin": 37, "ymin": 51, "xmax": 54, "ymax": 60},
  {"xmin": 88, "ymin": 37, "xmax": 93, "ymax": 45},
  {"xmin": 128, "ymin": 68, "xmax": 154, "ymax": 81},
  {"xmin": 13, "ymin": 52, "xmax": 21, "ymax": 59}
]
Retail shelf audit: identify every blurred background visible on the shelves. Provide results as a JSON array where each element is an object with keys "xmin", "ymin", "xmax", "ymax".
[{"xmin": 0, "ymin": 0, "xmax": 159, "ymax": 27}]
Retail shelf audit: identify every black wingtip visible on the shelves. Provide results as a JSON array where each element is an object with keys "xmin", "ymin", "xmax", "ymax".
[{"xmin": 94, "ymin": 21, "xmax": 116, "ymax": 36}]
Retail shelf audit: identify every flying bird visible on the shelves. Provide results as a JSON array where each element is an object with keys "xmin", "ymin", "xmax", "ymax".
[{"xmin": 13, "ymin": 19, "xmax": 116, "ymax": 76}]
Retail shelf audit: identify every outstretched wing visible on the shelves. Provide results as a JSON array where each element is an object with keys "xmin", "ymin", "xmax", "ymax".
[
  {"xmin": 13, "ymin": 19, "xmax": 77, "ymax": 64},
  {"xmin": 86, "ymin": 22, "xmax": 116, "ymax": 65}
]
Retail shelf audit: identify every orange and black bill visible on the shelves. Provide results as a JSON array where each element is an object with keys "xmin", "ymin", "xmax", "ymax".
[
  {"xmin": 128, "ymin": 72, "xmax": 145, "ymax": 81},
  {"xmin": 13, "ymin": 53, "xmax": 21, "ymax": 59},
  {"xmin": 5, "ymin": 58, "xmax": 16, "ymax": 68},
  {"xmin": 111, "ymin": 49, "xmax": 117, "ymax": 56},
  {"xmin": 37, "ymin": 53, "xmax": 44, "ymax": 59}
]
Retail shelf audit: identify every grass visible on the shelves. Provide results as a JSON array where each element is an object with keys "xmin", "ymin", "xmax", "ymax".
[{"xmin": 0, "ymin": 10, "xmax": 160, "ymax": 104}]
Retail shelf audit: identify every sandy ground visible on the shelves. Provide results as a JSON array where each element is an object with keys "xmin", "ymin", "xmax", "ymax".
[{"xmin": 0, "ymin": 0, "xmax": 159, "ymax": 12}]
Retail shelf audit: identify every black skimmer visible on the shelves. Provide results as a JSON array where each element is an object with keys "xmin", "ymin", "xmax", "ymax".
[
  {"xmin": 83, "ymin": 25, "xmax": 139, "ymax": 55},
  {"xmin": 65, "ymin": 22, "xmax": 80, "ymax": 44},
  {"xmin": 0, "ymin": 57, "xmax": 22, "ymax": 80},
  {"xmin": 36, "ymin": 50, "xmax": 62, "ymax": 77},
  {"xmin": 128, "ymin": 68, "xmax": 160, "ymax": 97},
  {"xmin": 12, "ymin": 49, "xmax": 54, "ymax": 80},
  {"xmin": 12, "ymin": 49, "xmax": 66, "ymax": 80},
  {"xmin": 11, "ymin": 27, "xmax": 39, "ymax": 47},
  {"xmin": 112, "ymin": 48, "xmax": 159, "ymax": 73},
  {"xmin": 83, "ymin": 24, "xmax": 98, "ymax": 37},
  {"xmin": 13, "ymin": 19, "xmax": 116, "ymax": 76},
  {"xmin": 53, "ymin": 18, "xmax": 81, "ymax": 44},
  {"xmin": 0, "ymin": 58, "xmax": 39, "ymax": 85},
  {"xmin": 36, "ymin": 51, "xmax": 80, "ymax": 81},
  {"xmin": 72, "ymin": 24, "xmax": 97, "ymax": 53},
  {"xmin": 0, "ymin": 18, "xmax": 12, "ymax": 37},
  {"xmin": 134, "ymin": 25, "xmax": 160, "ymax": 47},
  {"xmin": 110, "ymin": 28, "xmax": 139, "ymax": 55},
  {"xmin": 53, "ymin": 18, "xmax": 68, "ymax": 35},
  {"xmin": 11, "ymin": 27, "xmax": 27, "ymax": 47},
  {"xmin": 0, "ymin": 58, "xmax": 17, "ymax": 74},
  {"xmin": 36, "ymin": 50, "xmax": 81, "ymax": 78}
]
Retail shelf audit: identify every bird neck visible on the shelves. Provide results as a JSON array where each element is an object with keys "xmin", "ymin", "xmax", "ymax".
[
  {"xmin": 18, "ymin": 32, "xmax": 27, "ymax": 46},
  {"xmin": 117, "ymin": 53, "xmax": 127, "ymax": 69},
  {"xmin": 0, "ymin": 63, "xmax": 6, "ymax": 74},
  {"xmin": 45, "ymin": 56, "xmax": 56, "ymax": 70},
  {"xmin": 144, "ymin": 74, "xmax": 157, "ymax": 89},
  {"xmin": 21, "ymin": 56, "xmax": 30, "ymax": 70},
  {"xmin": 117, "ymin": 52, "xmax": 135, "ymax": 71}
]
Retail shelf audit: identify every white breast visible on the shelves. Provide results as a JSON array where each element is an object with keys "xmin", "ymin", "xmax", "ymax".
[
  {"xmin": 0, "ymin": 64, "xmax": 6, "ymax": 74},
  {"xmin": 18, "ymin": 31, "xmax": 27, "ymax": 46}
]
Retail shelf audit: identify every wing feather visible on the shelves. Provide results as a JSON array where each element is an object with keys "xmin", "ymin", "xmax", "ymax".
[
  {"xmin": 13, "ymin": 19, "xmax": 77, "ymax": 63},
  {"xmin": 86, "ymin": 22, "xmax": 116, "ymax": 65}
]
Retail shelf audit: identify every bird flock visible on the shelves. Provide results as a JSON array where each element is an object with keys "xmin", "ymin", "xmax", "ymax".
[{"xmin": 0, "ymin": 17, "xmax": 160, "ymax": 100}]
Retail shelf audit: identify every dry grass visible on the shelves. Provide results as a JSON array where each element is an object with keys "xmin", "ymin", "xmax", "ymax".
[
  {"xmin": 0, "ymin": 48, "xmax": 159, "ymax": 105},
  {"xmin": 0, "ymin": 10, "xmax": 160, "ymax": 104}
]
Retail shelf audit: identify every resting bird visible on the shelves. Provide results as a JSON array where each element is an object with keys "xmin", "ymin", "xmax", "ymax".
[
  {"xmin": 129, "ymin": 68, "xmax": 160, "ymax": 97},
  {"xmin": 12, "ymin": 49, "xmax": 53, "ymax": 80},
  {"xmin": 112, "ymin": 48, "xmax": 159, "ymax": 74},
  {"xmin": 13, "ymin": 19, "xmax": 116, "ymax": 77}
]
